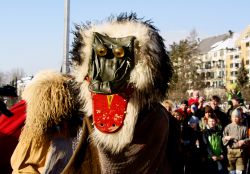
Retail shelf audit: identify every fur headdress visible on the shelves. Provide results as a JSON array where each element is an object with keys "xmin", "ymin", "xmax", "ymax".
[{"xmin": 70, "ymin": 13, "xmax": 173, "ymax": 153}]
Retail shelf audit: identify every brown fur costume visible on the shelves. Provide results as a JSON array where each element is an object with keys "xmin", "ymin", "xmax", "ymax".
[{"xmin": 11, "ymin": 13, "xmax": 181, "ymax": 174}]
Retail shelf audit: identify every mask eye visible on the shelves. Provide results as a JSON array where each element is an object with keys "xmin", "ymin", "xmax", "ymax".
[
  {"xmin": 96, "ymin": 45, "xmax": 107, "ymax": 57},
  {"xmin": 113, "ymin": 47, "xmax": 125, "ymax": 58}
]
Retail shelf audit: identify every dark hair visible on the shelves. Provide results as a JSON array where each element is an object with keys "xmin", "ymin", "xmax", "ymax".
[
  {"xmin": 181, "ymin": 99, "xmax": 188, "ymax": 105},
  {"xmin": 211, "ymin": 95, "xmax": 221, "ymax": 103},
  {"xmin": 204, "ymin": 105, "xmax": 214, "ymax": 113},
  {"xmin": 232, "ymin": 94, "xmax": 240, "ymax": 102},
  {"xmin": 207, "ymin": 113, "xmax": 218, "ymax": 121}
]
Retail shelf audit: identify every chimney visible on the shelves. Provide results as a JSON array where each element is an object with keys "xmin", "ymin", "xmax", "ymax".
[{"xmin": 228, "ymin": 30, "xmax": 233, "ymax": 37}]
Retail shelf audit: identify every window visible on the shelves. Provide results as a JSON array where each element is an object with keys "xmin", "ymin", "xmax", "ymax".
[
  {"xmin": 212, "ymin": 61, "xmax": 216, "ymax": 67},
  {"xmin": 230, "ymin": 63, "xmax": 233, "ymax": 68},
  {"xmin": 235, "ymin": 63, "xmax": 239, "ymax": 68},
  {"xmin": 205, "ymin": 62, "xmax": 211, "ymax": 69},
  {"xmin": 246, "ymin": 60, "xmax": 249, "ymax": 65},
  {"xmin": 220, "ymin": 50, "xmax": 224, "ymax": 56},
  {"xmin": 206, "ymin": 72, "xmax": 210, "ymax": 78},
  {"xmin": 246, "ymin": 50, "xmax": 250, "ymax": 57},
  {"xmin": 221, "ymin": 61, "xmax": 225, "ymax": 68},
  {"xmin": 246, "ymin": 42, "xmax": 250, "ymax": 47},
  {"xmin": 213, "ymin": 81, "xmax": 217, "ymax": 87},
  {"xmin": 219, "ymin": 71, "xmax": 224, "ymax": 77},
  {"xmin": 230, "ymin": 71, "xmax": 238, "ymax": 76},
  {"xmin": 210, "ymin": 72, "xmax": 214, "ymax": 78},
  {"xmin": 201, "ymin": 73, "xmax": 205, "ymax": 78},
  {"xmin": 219, "ymin": 81, "xmax": 223, "ymax": 87},
  {"xmin": 230, "ymin": 55, "xmax": 233, "ymax": 59}
]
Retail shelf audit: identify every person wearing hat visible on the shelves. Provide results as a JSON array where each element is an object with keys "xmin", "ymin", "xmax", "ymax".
[
  {"xmin": 227, "ymin": 95, "xmax": 242, "ymax": 124},
  {"xmin": 222, "ymin": 108, "xmax": 250, "ymax": 174}
]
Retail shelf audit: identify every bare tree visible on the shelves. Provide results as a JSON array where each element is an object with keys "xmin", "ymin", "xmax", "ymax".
[
  {"xmin": 0, "ymin": 68, "xmax": 26, "ymax": 86},
  {"xmin": 0, "ymin": 71, "xmax": 9, "ymax": 85},
  {"xmin": 10, "ymin": 68, "xmax": 25, "ymax": 81},
  {"xmin": 168, "ymin": 29, "xmax": 204, "ymax": 101}
]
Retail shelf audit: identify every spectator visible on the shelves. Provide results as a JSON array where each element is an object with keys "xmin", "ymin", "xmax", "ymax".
[
  {"xmin": 0, "ymin": 99, "xmax": 13, "ymax": 117},
  {"xmin": 222, "ymin": 109, "xmax": 250, "ymax": 174},
  {"xmin": 162, "ymin": 99, "xmax": 174, "ymax": 113},
  {"xmin": 177, "ymin": 100, "xmax": 189, "ymax": 123},
  {"xmin": 203, "ymin": 114, "xmax": 227, "ymax": 174},
  {"xmin": 226, "ymin": 83, "xmax": 244, "ymax": 107},
  {"xmin": 188, "ymin": 90, "xmax": 200, "ymax": 106},
  {"xmin": 200, "ymin": 105, "xmax": 214, "ymax": 131},
  {"xmin": 210, "ymin": 95, "xmax": 228, "ymax": 130},
  {"xmin": 227, "ymin": 95, "xmax": 241, "ymax": 123},
  {"xmin": 173, "ymin": 110, "xmax": 184, "ymax": 123},
  {"xmin": 182, "ymin": 116, "xmax": 204, "ymax": 174},
  {"xmin": 187, "ymin": 104, "xmax": 198, "ymax": 121}
]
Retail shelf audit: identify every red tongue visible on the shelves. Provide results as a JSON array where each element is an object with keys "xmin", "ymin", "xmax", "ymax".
[{"xmin": 92, "ymin": 93, "xmax": 128, "ymax": 133}]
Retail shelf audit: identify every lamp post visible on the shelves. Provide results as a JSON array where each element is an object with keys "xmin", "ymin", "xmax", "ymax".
[{"xmin": 62, "ymin": 0, "xmax": 70, "ymax": 74}]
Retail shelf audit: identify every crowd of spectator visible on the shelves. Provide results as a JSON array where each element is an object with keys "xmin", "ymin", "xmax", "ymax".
[{"xmin": 163, "ymin": 90, "xmax": 250, "ymax": 174}]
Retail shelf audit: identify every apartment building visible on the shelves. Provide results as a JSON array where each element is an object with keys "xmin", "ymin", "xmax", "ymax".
[
  {"xmin": 196, "ymin": 25, "xmax": 250, "ymax": 89},
  {"xmin": 235, "ymin": 25, "xmax": 250, "ymax": 80},
  {"xmin": 226, "ymin": 48, "xmax": 240, "ymax": 84},
  {"xmin": 197, "ymin": 32, "xmax": 232, "ymax": 88}
]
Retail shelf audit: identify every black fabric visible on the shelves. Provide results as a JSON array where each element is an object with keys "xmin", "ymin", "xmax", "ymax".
[
  {"xmin": 0, "ymin": 100, "xmax": 13, "ymax": 117},
  {"xmin": 0, "ymin": 85, "xmax": 17, "ymax": 97}
]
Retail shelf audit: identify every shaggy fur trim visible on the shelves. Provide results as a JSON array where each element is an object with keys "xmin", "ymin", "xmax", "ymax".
[
  {"xmin": 20, "ymin": 70, "xmax": 80, "ymax": 145},
  {"xmin": 70, "ymin": 13, "xmax": 173, "ymax": 153},
  {"xmin": 71, "ymin": 13, "xmax": 172, "ymax": 107}
]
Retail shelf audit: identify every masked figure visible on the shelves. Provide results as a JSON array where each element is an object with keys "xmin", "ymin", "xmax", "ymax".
[{"xmin": 11, "ymin": 13, "xmax": 181, "ymax": 174}]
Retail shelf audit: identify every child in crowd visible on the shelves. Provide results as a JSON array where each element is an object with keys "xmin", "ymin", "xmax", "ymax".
[
  {"xmin": 182, "ymin": 116, "xmax": 204, "ymax": 174},
  {"xmin": 172, "ymin": 110, "xmax": 184, "ymax": 122},
  {"xmin": 200, "ymin": 105, "xmax": 215, "ymax": 131},
  {"xmin": 203, "ymin": 114, "xmax": 227, "ymax": 174},
  {"xmin": 222, "ymin": 108, "xmax": 249, "ymax": 174},
  {"xmin": 188, "ymin": 90, "xmax": 200, "ymax": 106}
]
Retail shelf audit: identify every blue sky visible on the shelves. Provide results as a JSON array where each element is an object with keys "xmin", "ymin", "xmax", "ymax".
[{"xmin": 0, "ymin": 0, "xmax": 249, "ymax": 75}]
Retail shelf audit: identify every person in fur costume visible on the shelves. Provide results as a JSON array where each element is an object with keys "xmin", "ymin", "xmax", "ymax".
[{"xmin": 11, "ymin": 13, "xmax": 181, "ymax": 174}]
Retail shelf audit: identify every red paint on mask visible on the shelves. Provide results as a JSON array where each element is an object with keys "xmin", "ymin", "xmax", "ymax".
[{"xmin": 92, "ymin": 93, "xmax": 129, "ymax": 133}]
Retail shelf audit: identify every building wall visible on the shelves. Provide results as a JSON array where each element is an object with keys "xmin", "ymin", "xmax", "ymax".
[
  {"xmin": 235, "ymin": 26, "xmax": 250, "ymax": 80},
  {"xmin": 197, "ymin": 26, "xmax": 250, "ymax": 88}
]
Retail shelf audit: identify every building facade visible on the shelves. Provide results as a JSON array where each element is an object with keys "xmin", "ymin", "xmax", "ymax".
[{"xmin": 197, "ymin": 25, "xmax": 250, "ymax": 88}]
